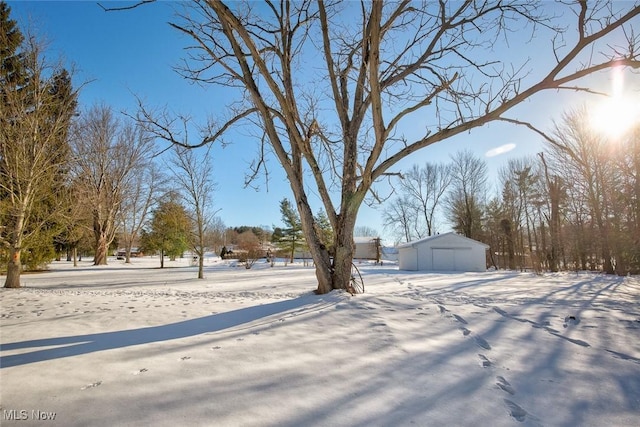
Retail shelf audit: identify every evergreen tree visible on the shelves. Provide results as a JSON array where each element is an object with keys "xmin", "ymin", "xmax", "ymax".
[
  {"xmin": 1, "ymin": 3, "xmax": 77, "ymax": 286},
  {"xmin": 141, "ymin": 195, "xmax": 191, "ymax": 268},
  {"xmin": 0, "ymin": 1, "xmax": 24, "ymax": 90},
  {"xmin": 314, "ymin": 209, "xmax": 333, "ymax": 254},
  {"xmin": 277, "ymin": 198, "xmax": 304, "ymax": 263}
]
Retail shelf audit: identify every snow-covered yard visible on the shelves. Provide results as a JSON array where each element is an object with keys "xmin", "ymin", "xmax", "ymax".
[{"xmin": 1, "ymin": 257, "xmax": 639, "ymax": 426}]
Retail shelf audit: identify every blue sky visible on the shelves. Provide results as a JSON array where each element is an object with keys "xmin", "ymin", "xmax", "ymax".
[{"xmin": 8, "ymin": 1, "xmax": 640, "ymax": 242}]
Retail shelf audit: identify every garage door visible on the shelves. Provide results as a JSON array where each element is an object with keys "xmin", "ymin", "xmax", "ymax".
[
  {"xmin": 432, "ymin": 249, "xmax": 455, "ymax": 271},
  {"xmin": 432, "ymin": 248, "xmax": 473, "ymax": 271}
]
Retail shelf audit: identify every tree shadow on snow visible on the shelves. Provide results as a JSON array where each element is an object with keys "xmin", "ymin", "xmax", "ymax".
[{"xmin": 0, "ymin": 293, "xmax": 325, "ymax": 368}]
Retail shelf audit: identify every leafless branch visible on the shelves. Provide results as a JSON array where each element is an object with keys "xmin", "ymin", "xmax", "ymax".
[{"xmin": 97, "ymin": 1, "xmax": 155, "ymax": 12}]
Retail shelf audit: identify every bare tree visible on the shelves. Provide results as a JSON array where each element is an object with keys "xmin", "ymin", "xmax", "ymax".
[
  {"xmin": 167, "ymin": 144, "xmax": 217, "ymax": 278},
  {"xmin": 498, "ymin": 157, "xmax": 540, "ymax": 270},
  {"xmin": 354, "ymin": 225, "xmax": 379, "ymax": 238},
  {"xmin": 132, "ymin": 0, "xmax": 639, "ymax": 293},
  {"xmin": 117, "ymin": 160, "xmax": 165, "ymax": 263},
  {"xmin": 399, "ymin": 163, "xmax": 452, "ymax": 238},
  {"xmin": 236, "ymin": 229, "xmax": 262, "ymax": 269},
  {"xmin": 547, "ymin": 105, "xmax": 618, "ymax": 273},
  {"xmin": 70, "ymin": 105, "xmax": 153, "ymax": 265},
  {"xmin": 538, "ymin": 152, "xmax": 565, "ymax": 272},
  {"xmin": 382, "ymin": 194, "xmax": 418, "ymax": 244},
  {"xmin": 446, "ymin": 150, "xmax": 488, "ymax": 240},
  {"xmin": 614, "ymin": 124, "xmax": 640, "ymax": 274},
  {"xmin": 56, "ymin": 182, "xmax": 92, "ymax": 267},
  {"xmin": 1, "ymin": 26, "xmax": 78, "ymax": 287},
  {"xmin": 206, "ymin": 215, "xmax": 227, "ymax": 257}
]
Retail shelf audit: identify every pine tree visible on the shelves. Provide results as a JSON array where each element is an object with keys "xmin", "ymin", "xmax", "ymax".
[
  {"xmin": 1, "ymin": 3, "xmax": 77, "ymax": 286},
  {"xmin": 142, "ymin": 196, "xmax": 191, "ymax": 268},
  {"xmin": 314, "ymin": 209, "xmax": 333, "ymax": 254},
  {"xmin": 0, "ymin": 1, "xmax": 24, "ymax": 90},
  {"xmin": 277, "ymin": 198, "xmax": 304, "ymax": 263}
]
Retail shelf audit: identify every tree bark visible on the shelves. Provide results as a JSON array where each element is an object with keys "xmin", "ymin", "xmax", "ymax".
[
  {"xmin": 93, "ymin": 232, "xmax": 109, "ymax": 265},
  {"xmin": 4, "ymin": 207, "xmax": 26, "ymax": 288},
  {"xmin": 4, "ymin": 249, "xmax": 22, "ymax": 288},
  {"xmin": 331, "ymin": 223, "xmax": 356, "ymax": 292}
]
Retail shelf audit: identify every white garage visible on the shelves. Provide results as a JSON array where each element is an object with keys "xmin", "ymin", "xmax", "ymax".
[{"xmin": 397, "ymin": 232, "xmax": 489, "ymax": 272}]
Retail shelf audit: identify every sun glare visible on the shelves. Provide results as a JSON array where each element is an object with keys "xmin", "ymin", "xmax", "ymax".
[
  {"xmin": 592, "ymin": 97, "xmax": 639, "ymax": 139},
  {"xmin": 591, "ymin": 68, "xmax": 639, "ymax": 139}
]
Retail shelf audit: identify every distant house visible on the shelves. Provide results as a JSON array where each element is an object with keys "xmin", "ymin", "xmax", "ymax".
[
  {"xmin": 354, "ymin": 236, "xmax": 381, "ymax": 260},
  {"xmin": 397, "ymin": 232, "xmax": 488, "ymax": 272},
  {"xmin": 116, "ymin": 248, "xmax": 144, "ymax": 259}
]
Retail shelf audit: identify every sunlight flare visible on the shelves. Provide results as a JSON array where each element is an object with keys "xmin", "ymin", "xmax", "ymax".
[{"xmin": 591, "ymin": 68, "xmax": 640, "ymax": 139}]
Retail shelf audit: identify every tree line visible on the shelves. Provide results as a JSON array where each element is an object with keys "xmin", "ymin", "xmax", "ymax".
[
  {"xmin": 3, "ymin": 1, "xmax": 639, "ymax": 292},
  {"xmin": 133, "ymin": 0, "xmax": 638, "ymax": 293},
  {"xmin": 384, "ymin": 112, "xmax": 639, "ymax": 275},
  {"xmin": 0, "ymin": 2, "xmax": 223, "ymax": 286}
]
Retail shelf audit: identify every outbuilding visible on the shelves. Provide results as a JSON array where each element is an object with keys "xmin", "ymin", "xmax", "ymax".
[
  {"xmin": 353, "ymin": 236, "xmax": 381, "ymax": 260},
  {"xmin": 397, "ymin": 232, "xmax": 488, "ymax": 272}
]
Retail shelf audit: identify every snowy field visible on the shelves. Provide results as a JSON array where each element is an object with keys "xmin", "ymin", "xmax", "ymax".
[{"xmin": 1, "ymin": 256, "xmax": 639, "ymax": 427}]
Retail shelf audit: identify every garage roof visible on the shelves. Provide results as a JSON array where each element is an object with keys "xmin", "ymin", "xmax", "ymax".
[{"xmin": 396, "ymin": 232, "xmax": 489, "ymax": 249}]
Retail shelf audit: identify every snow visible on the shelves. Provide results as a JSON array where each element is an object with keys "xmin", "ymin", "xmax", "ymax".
[{"xmin": 1, "ymin": 257, "xmax": 639, "ymax": 426}]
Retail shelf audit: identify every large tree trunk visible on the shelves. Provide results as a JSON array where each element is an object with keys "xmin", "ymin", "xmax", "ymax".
[
  {"xmin": 4, "ymin": 208, "xmax": 26, "ymax": 288},
  {"xmin": 4, "ymin": 248, "xmax": 22, "ymax": 288},
  {"xmin": 93, "ymin": 231, "xmax": 109, "ymax": 265},
  {"xmin": 125, "ymin": 242, "xmax": 132, "ymax": 264},
  {"xmin": 296, "ymin": 190, "xmax": 359, "ymax": 294},
  {"xmin": 331, "ymin": 222, "xmax": 356, "ymax": 292}
]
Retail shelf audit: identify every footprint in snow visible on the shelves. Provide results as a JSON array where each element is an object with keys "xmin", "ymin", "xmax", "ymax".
[
  {"xmin": 504, "ymin": 399, "xmax": 527, "ymax": 422},
  {"xmin": 180, "ymin": 356, "xmax": 191, "ymax": 361},
  {"xmin": 474, "ymin": 335, "xmax": 491, "ymax": 350},
  {"xmin": 460, "ymin": 327, "xmax": 471, "ymax": 336},
  {"xmin": 496, "ymin": 376, "xmax": 516, "ymax": 395},
  {"xmin": 438, "ymin": 305, "xmax": 447, "ymax": 314},
  {"xmin": 563, "ymin": 315, "xmax": 580, "ymax": 328},
  {"xmin": 453, "ymin": 314, "xmax": 468, "ymax": 324},
  {"xmin": 478, "ymin": 354, "xmax": 492, "ymax": 368},
  {"xmin": 81, "ymin": 381, "xmax": 102, "ymax": 390}
]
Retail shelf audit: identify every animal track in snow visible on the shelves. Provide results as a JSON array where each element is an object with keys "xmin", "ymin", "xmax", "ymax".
[
  {"xmin": 504, "ymin": 399, "xmax": 527, "ymax": 422},
  {"xmin": 496, "ymin": 376, "xmax": 516, "ymax": 395},
  {"xmin": 474, "ymin": 335, "xmax": 491, "ymax": 350},
  {"xmin": 452, "ymin": 314, "xmax": 468, "ymax": 324},
  {"xmin": 478, "ymin": 354, "xmax": 492, "ymax": 368},
  {"xmin": 563, "ymin": 315, "xmax": 580, "ymax": 328}
]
